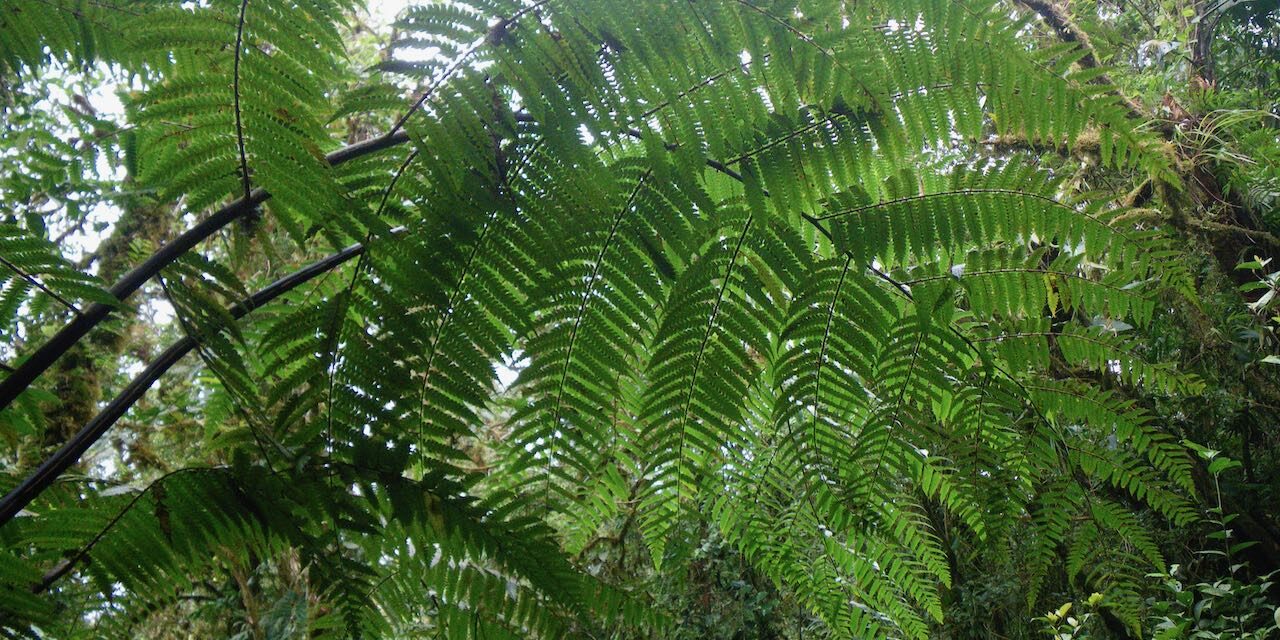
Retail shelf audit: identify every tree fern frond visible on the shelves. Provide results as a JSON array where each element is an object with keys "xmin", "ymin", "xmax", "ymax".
[
  {"xmin": 0, "ymin": 224, "xmax": 114, "ymax": 328},
  {"xmin": 1028, "ymin": 379, "xmax": 1197, "ymax": 502},
  {"xmin": 2, "ymin": 0, "xmax": 1218, "ymax": 635}
]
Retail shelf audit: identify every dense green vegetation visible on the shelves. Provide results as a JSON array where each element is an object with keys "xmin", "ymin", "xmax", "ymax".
[{"xmin": 0, "ymin": 0, "xmax": 1278, "ymax": 637}]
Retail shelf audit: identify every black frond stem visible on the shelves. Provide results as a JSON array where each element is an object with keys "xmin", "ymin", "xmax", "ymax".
[
  {"xmin": 686, "ymin": 157, "xmax": 941, "ymax": 521},
  {"xmin": 799, "ymin": 210, "xmax": 1071, "ymax": 492},
  {"xmin": 412, "ymin": 214, "xmax": 494, "ymax": 468},
  {"xmin": 816, "ymin": 188, "xmax": 1138, "ymax": 246},
  {"xmin": 35, "ymin": 466, "xmax": 226, "ymax": 593},
  {"xmin": 327, "ymin": 149, "xmax": 419, "ymax": 468},
  {"xmin": 1023, "ymin": 380, "xmax": 1108, "ymax": 485},
  {"xmin": 639, "ymin": 62, "xmax": 748, "ymax": 120},
  {"xmin": 744, "ymin": 254, "xmax": 863, "ymax": 612},
  {"xmin": 408, "ymin": 137, "xmax": 538, "ymax": 474},
  {"xmin": 812, "ymin": 257, "xmax": 852, "ymax": 465},
  {"xmin": 387, "ymin": 0, "xmax": 551, "ymax": 138},
  {"xmin": 864, "ymin": 304, "xmax": 932, "ymax": 495},
  {"xmin": 156, "ymin": 272, "xmax": 282, "ymax": 470},
  {"xmin": 847, "ymin": 244, "xmax": 1079, "ymax": 480},
  {"xmin": 750, "ymin": 256, "xmax": 848, "ymax": 507},
  {"xmin": 973, "ymin": 330, "xmax": 1173, "ymax": 381},
  {"xmin": 0, "ymin": 255, "xmax": 82, "ymax": 315},
  {"xmin": 903, "ymin": 282, "xmax": 1077, "ymax": 478},
  {"xmin": 904, "ymin": 266, "xmax": 1136, "ymax": 294},
  {"xmin": 728, "ymin": 0, "xmax": 882, "ymax": 111},
  {"xmin": 727, "ymin": 113, "xmax": 842, "ymax": 166},
  {"xmin": 963, "ymin": 335, "xmax": 1077, "ymax": 476},
  {"xmin": 323, "ymin": 255, "xmax": 367, "ymax": 469},
  {"xmin": 298, "ymin": 258, "xmax": 341, "ymax": 308},
  {"xmin": 0, "ymin": 240, "xmax": 371, "ymax": 527},
  {"xmin": 0, "ymin": 131, "xmax": 408, "ymax": 416},
  {"xmin": 542, "ymin": 170, "xmax": 652, "ymax": 516},
  {"xmin": 232, "ymin": 0, "xmax": 252, "ymax": 201},
  {"xmin": 817, "ymin": 188, "xmax": 1066, "ymax": 220},
  {"xmin": 674, "ymin": 212, "xmax": 754, "ymax": 509}
]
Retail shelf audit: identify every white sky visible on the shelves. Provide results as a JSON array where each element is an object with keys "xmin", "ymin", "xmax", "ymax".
[{"xmin": 369, "ymin": 0, "xmax": 413, "ymax": 27}]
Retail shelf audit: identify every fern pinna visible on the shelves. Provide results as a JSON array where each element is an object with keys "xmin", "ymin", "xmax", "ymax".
[{"xmin": 0, "ymin": 0, "xmax": 1202, "ymax": 637}]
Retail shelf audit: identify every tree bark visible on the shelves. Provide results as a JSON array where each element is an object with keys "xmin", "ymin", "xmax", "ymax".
[{"xmin": 1013, "ymin": 0, "xmax": 1147, "ymax": 116}]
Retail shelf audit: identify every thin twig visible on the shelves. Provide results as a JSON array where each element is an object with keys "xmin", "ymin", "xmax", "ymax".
[{"xmin": 0, "ymin": 255, "xmax": 82, "ymax": 315}]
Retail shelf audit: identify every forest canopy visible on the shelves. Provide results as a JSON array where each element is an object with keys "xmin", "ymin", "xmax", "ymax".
[{"xmin": 1, "ymin": 0, "xmax": 1279, "ymax": 637}]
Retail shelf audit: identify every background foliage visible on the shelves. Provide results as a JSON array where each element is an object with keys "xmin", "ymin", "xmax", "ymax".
[{"xmin": 0, "ymin": 0, "xmax": 1278, "ymax": 637}]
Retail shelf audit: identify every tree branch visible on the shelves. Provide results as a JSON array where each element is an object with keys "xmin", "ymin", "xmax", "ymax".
[
  {"xmin": 0, "ymin": 131, "xmax": 409, "ymax": 415},
  {"xmin": 1189, "ymin": 218, "xmax": 1280, "ymax": 254},
  {"xmin": 0, "ymin": 233, "xmax": 393, "ymax": 527},
  {"xmin": 1014, "ymin": 0, "xmax": 1147, "ymax": 117},
  {"xmin": 0, "ymin": 118, "xmax": 819, "ymax": 529},
  {"xmin": 2, "ymin": 92, "xmax": 1104, "ymax": 530},
  {"xmin": 0, "ymin": 0, "xmax": 561, "ymax": 415}
]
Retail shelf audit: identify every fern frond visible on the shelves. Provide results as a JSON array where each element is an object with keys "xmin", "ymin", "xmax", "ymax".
[{"xmin": 0, "ymin": 223, "xmax": 114, "ymax": 327}]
